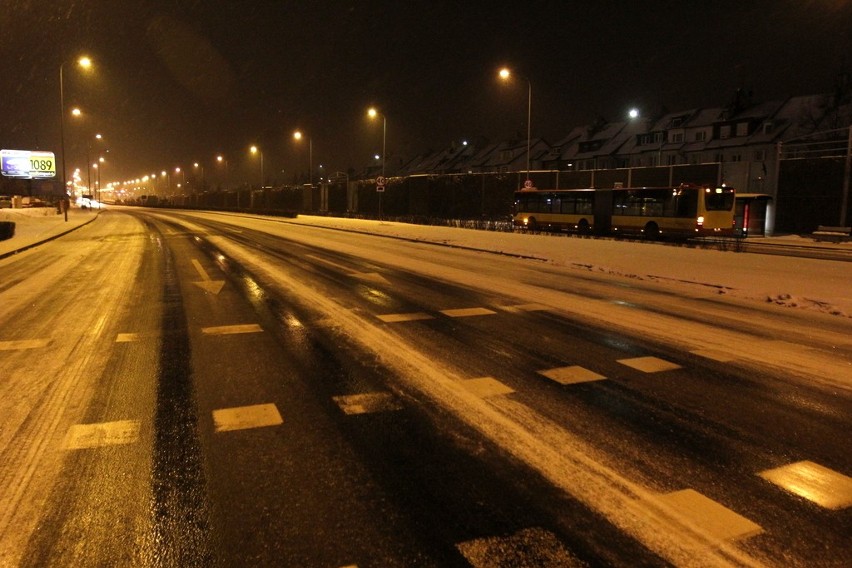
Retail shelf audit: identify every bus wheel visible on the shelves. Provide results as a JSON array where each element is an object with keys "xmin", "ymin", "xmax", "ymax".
[
  {"xmin": 527, "ymin": 217, "xmax": 538, "ymax": 232},
  {"xmin": 644, "ymin": 222, "xmax": 660, "ymax": 240},
  {"xmin": 577, "ymin": 218, "xmax": 591, "ymax": 236}
]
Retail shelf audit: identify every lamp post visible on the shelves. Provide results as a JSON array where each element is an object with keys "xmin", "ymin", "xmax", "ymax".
[
  {"xmin": 293, "ymin": 130, "xmax": 313, "ymax": 187},
  {"xmin": 250, "ymin": 145, "xmax": 263, "ymax": 188},
  {"xmin": 498, "ymin": 67, "xmax": 532, "ymax": 183},
  {"xmin": 59, "ymin": 56, "xmax": 92, "ymax": 201},
  {"xmin": 367, "ymin": 108, "xmax": 386, "ymax": 179},
  {"xmin": 175, "ymin": 167, "xmax": 185, "ymax": 195},
  {"xmin": 367, "ymin": 107, "xmax": 387, "ymax": 220},
  {"xmin": 193, "ymin": 162, "xmax": 205, "ymax": 193},
  {"xmin": 216, "ymin": 154, "xmax": 229, "ymax": 189}
]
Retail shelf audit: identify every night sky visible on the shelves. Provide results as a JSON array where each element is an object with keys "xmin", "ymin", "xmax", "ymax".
[{"xmin": 2, "ymin": 0, "xmax": 851, "ymax": 187}]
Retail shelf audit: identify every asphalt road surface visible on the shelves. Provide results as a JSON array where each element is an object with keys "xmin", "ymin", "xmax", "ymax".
[{"xmin": 1, "ymin": 209, "xmax": 849, "ymax": 567}]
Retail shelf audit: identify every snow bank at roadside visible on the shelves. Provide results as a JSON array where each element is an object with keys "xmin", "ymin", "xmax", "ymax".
[{"xmin": 287, "ymin": 215, "xmax": 852, "ymax": 318}]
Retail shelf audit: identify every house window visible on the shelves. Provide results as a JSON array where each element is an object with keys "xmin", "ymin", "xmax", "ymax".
[
  {"xmin": 672, "ymin": 132, "xmax": 684, "ymax": 143},
  {"xmin": 736, "ymin": 122, "xmax": 749, "ymax": 137},
  {"xmin": 730, "ymin": 153, "xmax": 742, "ymax": 162},
  {"xmin": 666, "ymin": 155, "xmax": 678, "ymax": 166},
  {"xmin": 695, "ymin": 131, "xmax": 706, "ymax": 142},
  {"xmin": 753, "ymin": 150, "xmax": 766, "ymax": 161},
  {"xmin": 763, "ymin": 122, "xmax": 774, "ymax": 134},
  {"xmin": 720, "ymin": 125, "xmax": 732, "ymax": 139},
  {"xmin": 715, "ymin": 153, "xmax": 724, "ymax": 162}
]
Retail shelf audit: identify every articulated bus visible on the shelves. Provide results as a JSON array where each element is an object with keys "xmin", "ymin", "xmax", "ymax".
[{"xmin": 513, "ymin": 183, "xmax": 736, "ymax": 239}]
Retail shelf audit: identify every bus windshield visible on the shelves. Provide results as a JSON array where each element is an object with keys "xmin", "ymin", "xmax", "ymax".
[{"xmin": 704, "ymin": 186, "xmax": 735, "ymax": 211}]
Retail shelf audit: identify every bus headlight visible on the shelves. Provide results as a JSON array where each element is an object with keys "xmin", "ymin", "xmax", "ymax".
[{"xmin": 697, "ymin": 215, "xmax": 705, "ymax": 226}]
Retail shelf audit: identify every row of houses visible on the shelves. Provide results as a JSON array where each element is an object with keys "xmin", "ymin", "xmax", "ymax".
[{"xmin": 374, "ymin": 88, "xmax": 851, "ymax": 200}]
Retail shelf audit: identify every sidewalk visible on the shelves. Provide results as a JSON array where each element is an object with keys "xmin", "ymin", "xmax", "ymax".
[{"xmin": 0, "ymin": 207, "xmax": 99, "ymax": 259}]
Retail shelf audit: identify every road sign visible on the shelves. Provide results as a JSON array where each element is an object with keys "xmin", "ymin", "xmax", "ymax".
[
  {"xmin": 376, "ymin": 175, "xmax": 386, "ymax": 192},
  {"xmin": 523, "ymin": 179, "xmax": 533, "ymax": 189}
]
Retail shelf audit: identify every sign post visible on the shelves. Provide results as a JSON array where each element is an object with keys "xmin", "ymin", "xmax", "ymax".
[{"xmin": 376, "ymin": 176, "xmax": 386, "ymax": 220}]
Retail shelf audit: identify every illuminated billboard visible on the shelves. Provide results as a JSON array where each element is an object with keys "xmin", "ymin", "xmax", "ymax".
[{"xmin": 1, "ymin": 149, "xmax": 57, "ymax": 179}]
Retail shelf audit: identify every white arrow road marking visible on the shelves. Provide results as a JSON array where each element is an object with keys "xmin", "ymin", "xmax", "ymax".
[
  {"xmin": 305, "ymin": 254, "xmax": 390, "ymax": 285},
  {"xmin": 191, "ymin": 259, "xmax": 225, "ymax": 295}
]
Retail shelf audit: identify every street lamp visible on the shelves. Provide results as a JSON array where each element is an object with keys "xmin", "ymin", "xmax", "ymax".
[
  {"xmin": 250, "ymin": 145, "xmax": 263, "ymax": 188},
  {"xmin": 193, "ymin": 162, "xmax": 204, "ymax": 192},
  {"xmin": 293, "ymin": 130, "xmax": 313, "ymax": 187},
  {"xmin": 216, "ymin": 154, "xmax": 229, "ymax": 189},
  {"xmin": 59, "ymin": 56, "xmax": 92, "ymax": 199},
  {"xmin": 175, "ymin": 167, "xmax": 185, "ymax": 193},
  {"xmin": 498, "ymin": 67, "xmax": 532, "ymax": 182},
  {"xmin": 367, "ymin": 107, "xmax": 386, "ymax": 179}
]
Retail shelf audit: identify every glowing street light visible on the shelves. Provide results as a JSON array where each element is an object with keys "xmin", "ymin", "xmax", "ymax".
[
  {"xmin": 498, "ymin": 66, "xmax": 532, "ymax": 182},
  {"xmin": 293, "ymin": 130, "xmax": 313, "ymax": 187},
  {"xmin": 59, "ymin": 56, "xmax": 93, "ymax": 201},
  {"xmin": 628, "ymin": 108, "xmax": 640, "ymax": 120},
  {"xmin": 250, "ymin": 145, "xmax": 264, "ymax": 188},
  {"xmin": 367, "ymin": 107, "xmax": 386, "ymax": 179}
]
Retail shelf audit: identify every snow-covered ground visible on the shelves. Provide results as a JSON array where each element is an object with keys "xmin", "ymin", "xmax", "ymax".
[
  {"xmin": 3, "ymin": 207, "xmax": 851, "ymax": 318},
  {"xmin": 283, "ymin": 215, "xmax": 852, "ymax": 319}
]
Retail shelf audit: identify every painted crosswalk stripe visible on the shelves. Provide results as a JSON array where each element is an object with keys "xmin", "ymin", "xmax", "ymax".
[
  {"xmin": 376, "ymin": 312, "xmax": 434, "ymax": 323},
  {"xmin": 457, "ymin": 527, "xmax": 583, "ymax": 567},
  {"xmin": 0, "ymin": 339, "xmax": 50, "ymax": 351},
  {"xmin": 759, "ymin": 460, "xmax": 852, "ymax": 510},
  {"xmin": 333, "ymin": 392, "xmax": 403, "ymax": 415},
  {"xmin": 655, "ymin": 489, "xmax": 762, "ymax": 543},
  {"xmin": 461, "ymin": 377, "xmax": 515, "ymax": 398},
  {"xmin": 617, "ymin": 356, "xmax": 681, "ymax": 373},
  {"xmin": 440, "ymin": 307, "xmax": 496, "ymax": 318},
  {"xmin": 202, "ymin": 323, "xmax": 263, "ymax": 335},
  {"xmin": 64, "ymin": 420, "xmax": 141, "ymax": 450},
  {"xmin": 213, "ymin": 403, "xmax": 283, "ymax": 432},
  {"xmin": 539, "ymin": 365, "xmax": 606, "ymax": 385}
]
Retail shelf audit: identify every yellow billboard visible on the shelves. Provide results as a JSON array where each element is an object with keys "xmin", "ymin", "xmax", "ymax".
[{"xmin": 1, "ymin": 149, "xmax": 57, "ymax": 179}]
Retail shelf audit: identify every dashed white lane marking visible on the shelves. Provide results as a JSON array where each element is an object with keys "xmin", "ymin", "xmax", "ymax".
[
  {"xmin": 655, "ymin": 489, "xmax": 762, "ymax": 543},
  {"xmin": 201, "ymin": 323, "xmax": 263, "ymax": 335},
  {"xmin": 691, "ymin": 348, "xmax": 736, "ymax": 362},
  {"xmin": 462, "ymin": 377, "xmax": 515, "ymax": 398},
  {"xmin": 0, "ymin": 339, "xmax": 50, "ymax": 351},
  {"xmin": 440, "ymin": 307, "xmax": 497, "ymax": 318},
  {"xmin": 63, "ymin": 420, "xmax": 141, "ymax": 450},
  {"xmin": 115, "ymin": 331, "xmax": 160, "ymax": 342},
  {"xmin": 376, "ymin": 312, "xmax": 434, "ymax": 323},
  {"xmin": 539, "ymin": 365, "xmax": 606, "ymax": 385},
  {"xmin": 617, "ymin": 356, "xmax": 681, "ymax": 373},
  {"xmin": 213, "ymin": 403, "xmax": 283, "ymax": 432},
  {"xmin": 332, "ymin": 392, "xmax": 403, "ymax": 415},
  {"xmin": 456, "ymin": 527, "xmax": 583, "ymax": 567},
  {"xmin": 759, "ymin": 460, "xmax": 852, "ymax": 510},
  {"xmin": 116, "ymin": 333, "xmax": 141, "ymax": 343}
]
